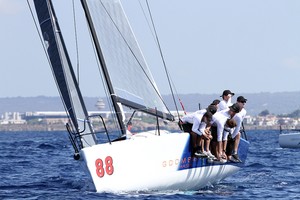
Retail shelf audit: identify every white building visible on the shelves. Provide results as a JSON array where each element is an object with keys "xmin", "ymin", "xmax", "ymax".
[{"xmin": 0, "ymin": 112, "xmax": 26, "ymax": 124}]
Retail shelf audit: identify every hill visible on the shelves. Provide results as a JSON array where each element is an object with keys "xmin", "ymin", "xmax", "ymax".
[{"xmin": 1, "ymin": 91, "xmax": 300, "ymax": 116}]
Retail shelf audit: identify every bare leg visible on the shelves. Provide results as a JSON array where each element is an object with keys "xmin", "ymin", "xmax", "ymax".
[
  {"xmin": 205, "ymin": 139, "xmax": 210, "ymax": 152},
  {"xmin": 222, "ymin": 140, "xmax": 228, "ymax": 160},
  {"xmin": 217, "ymin": 141, "xmax": 223, "ymax": 160},
  {"xmin": 200, "ymin": 138, "xmax": 204, "ymax": 152}
]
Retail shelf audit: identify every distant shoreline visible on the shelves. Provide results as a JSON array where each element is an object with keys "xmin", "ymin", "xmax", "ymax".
[{"xmin": 2, "ymin": 92, "xmax": 300, "ymax": 116}]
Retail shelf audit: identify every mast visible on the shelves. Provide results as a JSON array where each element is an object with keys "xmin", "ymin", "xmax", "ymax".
[
  {"xmin": 33, "ymin": 0, "xmax": 97, "ymax": 147},
  {"xmin": 80, "ymin": 0, "xmax": 127, "ymax": 135}
]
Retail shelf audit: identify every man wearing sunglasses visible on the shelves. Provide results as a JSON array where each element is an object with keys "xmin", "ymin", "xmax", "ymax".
[{"xmin": 227, "ymin": 96, "xmax": 248, "ymax": 163}]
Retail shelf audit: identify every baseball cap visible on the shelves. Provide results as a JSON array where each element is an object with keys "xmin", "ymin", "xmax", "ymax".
[
  {"xmin": 237, "ymin": 96, "xmax": 247, "ymax": 103},
  {"xmin": 220, "ymin": 90, "xmax": 235, "ymax": 97},
  {"xmin": 206, "ymin": 105, "xmax": 217, "ymax": 114},
  {"xmin": 210, "ymin": 99, "xmax": 220, "ymax": 106},
  {"xmin": 229, "ymin": 103, "xmax": 241, "ymax": 113}
]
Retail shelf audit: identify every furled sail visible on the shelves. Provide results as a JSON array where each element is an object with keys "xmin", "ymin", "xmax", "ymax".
[
  {"xmin": 33, "ymin": 0, "xmax": 96, "ymax": 148},
  {"xmin": 81, "ymin": 0, "xmax": 174, "ymax": 121}
]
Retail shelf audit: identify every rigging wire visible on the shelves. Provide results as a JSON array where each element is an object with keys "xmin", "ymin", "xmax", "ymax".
[
  {"xmin": 72, "ymin": 0, "xmax": 81, "ymax": 85},
  {"xmin": 137, "ymin": 1, "xmax": 156, "ymax": 45},
  {"xmin": 138, "ymin": 0, "xmax": 185, "ymax": 117},
  {"xmin": 144, "ymin": 0, "xmax": 182, "ymax": 119}
]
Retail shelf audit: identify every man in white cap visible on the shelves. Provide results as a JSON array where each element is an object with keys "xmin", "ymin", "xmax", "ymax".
[{"xmin": 218, "ymin": 89, "xmax": 235, "ymax": 111}]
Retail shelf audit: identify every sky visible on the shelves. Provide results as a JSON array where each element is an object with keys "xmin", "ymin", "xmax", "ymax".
[{"xmin": 1, "ymin": 0, "xmax": 300, "ymax": 98}]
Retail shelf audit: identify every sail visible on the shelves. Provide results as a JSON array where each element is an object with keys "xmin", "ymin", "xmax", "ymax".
[
  {"xmin": 33, "ymin": 0, "xmax": 96, "ymax": 148},
  {"xmin": 81, "ymin": 0, "xmax": 174, "ymax": 121}
]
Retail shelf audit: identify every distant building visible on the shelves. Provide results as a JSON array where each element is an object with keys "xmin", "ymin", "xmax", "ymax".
[{"xmin": 0, "ymin": 112, "xmax": 26, "ymax": 124}]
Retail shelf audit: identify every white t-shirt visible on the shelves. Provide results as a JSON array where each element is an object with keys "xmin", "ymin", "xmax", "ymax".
[
  {"xmin": 181, "ymin": 109, "xmax": 206, "ymax": 124},
  {"xmin": 211, "ymin": 109, "xmax": 231, "ymax": 141},
  {"xmin": 181, "ymin": 109, "xmax": 207, "ymax": 135},
  {"xmin": 218, "ymin": 97, "xmax": 233, "ymax": 111},
  {"xmin": 231, "ymin": 108, "xmax": 247, "ymax": 138}
]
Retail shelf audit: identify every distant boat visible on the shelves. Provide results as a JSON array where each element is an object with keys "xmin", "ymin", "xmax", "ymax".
[
  {"xmin": 279, "ymin": 127, "xmax": 300, "ymax": 148},
  {"xmin": 30, "ymin": 0, "xmax": 249, "ymax": 192}
]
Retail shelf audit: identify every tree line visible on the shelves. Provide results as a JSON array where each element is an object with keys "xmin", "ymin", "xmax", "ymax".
[{"xmin": 258, "ymin": 109, "xmax": 300, "ymax": 118}]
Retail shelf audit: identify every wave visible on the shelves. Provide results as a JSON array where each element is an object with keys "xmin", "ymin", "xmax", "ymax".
[{"xmin": 37, "ymin": 143, "xmax": 57, "ymax": 149}]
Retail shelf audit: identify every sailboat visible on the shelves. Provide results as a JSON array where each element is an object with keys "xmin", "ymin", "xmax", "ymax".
[{"xmin": 29, "ymin": 0, "xmax": 250, "ymax": 192}]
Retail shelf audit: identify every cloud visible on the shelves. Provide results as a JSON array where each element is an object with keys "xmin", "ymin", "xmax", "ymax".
[{"xmin": 0, "ymin": 0, "xmax": 22, "ymax": 15}]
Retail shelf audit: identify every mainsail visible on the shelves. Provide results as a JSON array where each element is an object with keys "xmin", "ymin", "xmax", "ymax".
[
  {"xmin": 33, "ymin": 0, "xmax": 97, "ymax": 148},
  {"xmin": 81, "ymin": 0, "xmax": 174, "ymax": 124}
]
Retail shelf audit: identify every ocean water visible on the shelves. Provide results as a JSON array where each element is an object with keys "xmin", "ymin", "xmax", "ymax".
[{"xmin": 0, "ymin": 130, "xmax": 299, "ymax": 200}]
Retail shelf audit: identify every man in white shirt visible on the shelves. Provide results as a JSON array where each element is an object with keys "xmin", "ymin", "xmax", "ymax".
[
  {"xmin": 211, "ymin": 103, "xmax": 240, "ymax": 162},
  {"xmin": 227, "ymin": 96, "xmax": 247, "ymax": 162},
  {"xmin": 180, "ymin": 105, "xmax": 217, "ymax": 157},
  {"xmin": 218, "ymin": 90, "xmax": 235, "ymax": 111}
]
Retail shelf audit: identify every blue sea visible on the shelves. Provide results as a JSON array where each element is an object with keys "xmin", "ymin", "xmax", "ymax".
[{"xmin": 0, "ymin": 130, "xmax": 299, "ymax": 200}]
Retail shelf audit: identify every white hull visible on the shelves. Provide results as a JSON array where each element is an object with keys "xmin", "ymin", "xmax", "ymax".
[
  {"xmin": 279, "ymin": 132, "xmax": 300, "ymax": 148},
  {"xmin": 80, "ymin": 131, "xmax": 247, "ymax": 192}
]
